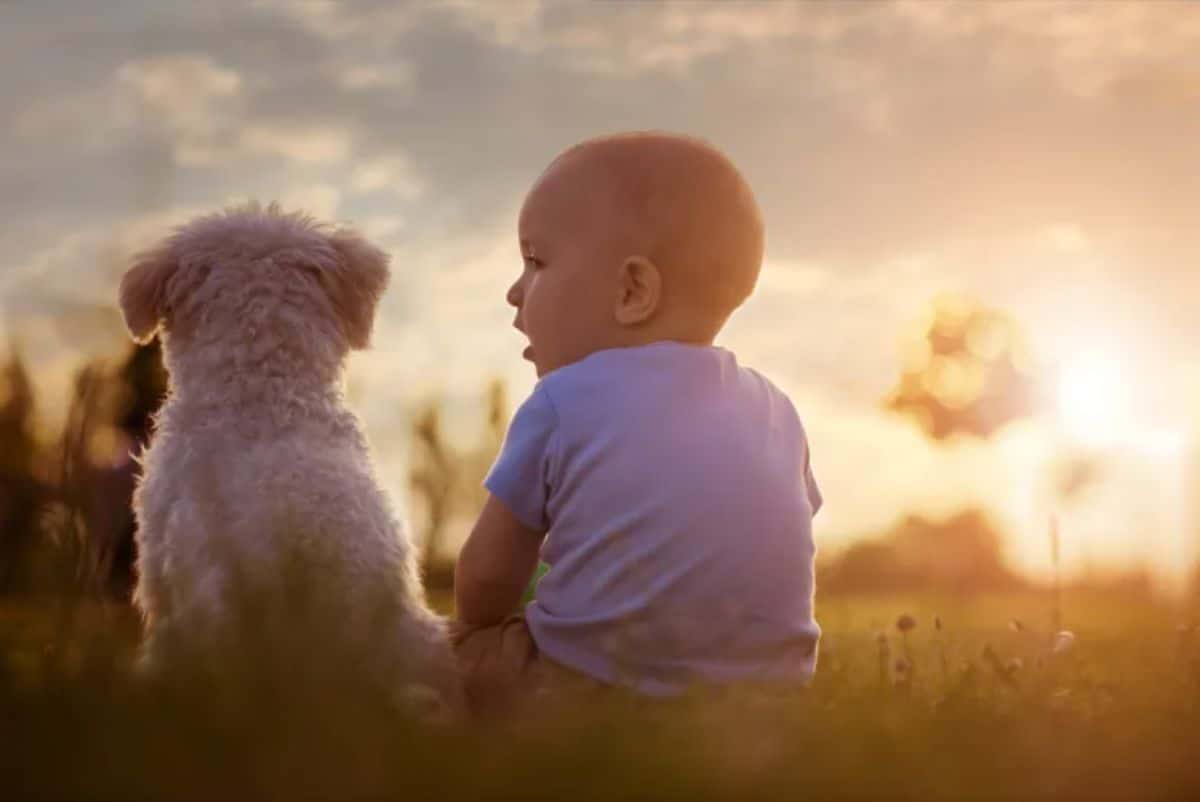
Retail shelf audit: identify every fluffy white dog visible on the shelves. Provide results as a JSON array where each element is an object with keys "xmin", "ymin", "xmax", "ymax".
[{"xmin": 118, "ymin": 202, "xmax": 460, "ymax": 712}]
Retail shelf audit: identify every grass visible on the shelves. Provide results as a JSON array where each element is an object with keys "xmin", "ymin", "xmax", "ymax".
[{"xmin": 3, "ymin": 589, "xmax": 1199, "ymax": 801}]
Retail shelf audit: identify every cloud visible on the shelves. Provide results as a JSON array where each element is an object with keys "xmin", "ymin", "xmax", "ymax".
[
  {"xmin": 16, "ymin": 54, "xmax": 246, "ymax": 163},
  {"xmin": 238, "ymin": 123, "xmax": 351, "ymax": 164},
  {"xmin": 355, "ymin": 214, "xmax": 408, "ymax": 243},
  {"xmin": 16, "ymin": 53, "xmax": 243, "ymax": 168},
  {"xmin": 437, "ymin": 0, "xmax": 1200, "ymax": 108},
  {"xmin": 442, "ymin": 1, "xmax": 843, "ymax": 75},
  {"xmin": 0, "ymin": 206, "xmax": 203, "ymax": 307},
  {"xmin": 251, "ymin": 0, "xmax": 420, "ymax": 45},
  {"xmin": 350, "ymin": 154, "xmax": 425, "ymax": 199},
  {"xmin": 13, "ymin": 87, "xmax": 126, "ymax": 149},
  {"xmin": 336, "ymin": 62, "xmax": 416, "ymax": 92},
  {"xmin": 116, "ymin": 54, "xmax": 242, "ymax": 130},
  {"xmin": 277, "ymin": 184, "xmax": 342, "ymax": 219},
  {"xmin": 437, "ymin": 0, "xmax": 546, "ymax": 49},
  {"xmin": 0, "ymin": 204, "xmax": 211, "ymax": 408},
  {"xmin": 246, "ymin": 0, "xmax": 851, "ymax": 78},
  {"xmin": 887, "ymin": 1, "xmax": 1200, "ymax": 98},
  {"xmin": 16, "ymin": 48, "xmax": 359, "ymax": 169}
]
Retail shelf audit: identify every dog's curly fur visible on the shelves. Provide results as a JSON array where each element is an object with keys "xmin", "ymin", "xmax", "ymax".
[{"xmin": 118, "ymin": 202, "xmax": 460, "ymax": 710}]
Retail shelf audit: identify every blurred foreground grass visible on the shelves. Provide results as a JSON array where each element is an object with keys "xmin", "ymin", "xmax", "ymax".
[{"xmin": 3, "ymin": 590, "xmax": 1199, "ymax": 801}]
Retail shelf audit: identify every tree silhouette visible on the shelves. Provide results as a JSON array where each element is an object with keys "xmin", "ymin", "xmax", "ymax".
[
  {"xmin": 818, "ymin": 508, "xmax": 1022, "ymax": 594},
  {"xmin": 0, "ymin": 345, "xmax": 48, "ymax": 594},
  {"xmin": 408, "ymin": 378, "xmax": 508, "ymax": 576},
  {"xmin": 885, "ymin": 294, "xmax": 1037, "ymax": 440},
  {"xmin": 86, "ymin": 341, "xmax": 168, "ymax": 595},
  {"xmin": 20, "ymin": 340, "xmax": 168, "ymax": 598}
]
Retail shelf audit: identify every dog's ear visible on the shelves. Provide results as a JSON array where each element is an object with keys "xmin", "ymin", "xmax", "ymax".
[
  {"xmin": 323, "ymin": 228, "xmax": 390, "ymax": 350},
  {"xmin": 119, "ymin": 241, "xmax": 178, "ymax": 344}
]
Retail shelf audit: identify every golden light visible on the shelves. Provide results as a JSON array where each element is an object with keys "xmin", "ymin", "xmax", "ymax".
[{"xmin": 1056, "ymin": 351, "xmax": 1131, "ymax": 447}]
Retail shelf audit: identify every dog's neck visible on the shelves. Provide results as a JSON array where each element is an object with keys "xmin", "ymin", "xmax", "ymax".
[
  {"xmin": 169, "ymin": 367, "xmax": 342, "ymax": 405},
  {"xmin": 160, "ymin": 337, "xmax": 351, "ymax": 428}
]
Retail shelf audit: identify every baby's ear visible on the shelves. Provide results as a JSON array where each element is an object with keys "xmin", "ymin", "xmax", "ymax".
[
  {"xmin": 119, "ymin": 241, "xmax": 178, "ymax": 344},
  {"xmin": 324, "ymin": 227, "xmax": 391, "ymax": 349},
  {"xmin": 614, "ymin": 255, "xmax": 662, "ymax": 326}
]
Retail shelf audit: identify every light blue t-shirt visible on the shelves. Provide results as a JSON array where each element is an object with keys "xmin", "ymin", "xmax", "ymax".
[{"xmin": 485, "ymin": 341, "xmax": 822, "ymax": 696}]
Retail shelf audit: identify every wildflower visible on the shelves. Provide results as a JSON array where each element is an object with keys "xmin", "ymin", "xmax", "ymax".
[
  {"xmin": 933, "ymin": 615, "xmax": 949, "ymax": 680},
  {"xmin": 981, "ymin": 643, "xmax": 1018, "ymax": 688},
  {"xmin": 892, "ymin": 656, "xmax": 913, "ymax": 695},
  {"xmin": 876, "ymin": 631, "xmax": 891, "ymax": 689},
  {"xmin": 895, "ymin": 616, "xmax": 917, "ymax": 670},
  {"xmin": 1051, "ymin": 630, "xmax": 1075, "ymax": 656}
]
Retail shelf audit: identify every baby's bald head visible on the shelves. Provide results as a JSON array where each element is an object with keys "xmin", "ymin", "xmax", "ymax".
[
  {"xmin": 526, "ymin": 132, "xmax": 764, "ymax": 341},
  {"xmin": 510, "ymin": 132, "xmax": 764, "ymax": 375}
]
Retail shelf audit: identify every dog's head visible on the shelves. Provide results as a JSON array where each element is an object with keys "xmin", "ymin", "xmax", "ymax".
[{"xmin": 118, "ymin": 202, "xmax": 389, "ymax": 365}]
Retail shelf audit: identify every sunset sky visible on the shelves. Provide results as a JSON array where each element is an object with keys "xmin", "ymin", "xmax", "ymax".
[{"xmin": 2, "ymin": 1, "xmax": 1198, "ymax": 583}]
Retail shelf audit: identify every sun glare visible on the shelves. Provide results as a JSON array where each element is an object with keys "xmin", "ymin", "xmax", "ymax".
[
  {"xmin": 1056, "ymin": 352, "xmax": 1131, "ymax": 447},
  {"xmin": 1054, "ymin": 351, "xmax": 1186, "ymax": 458}
]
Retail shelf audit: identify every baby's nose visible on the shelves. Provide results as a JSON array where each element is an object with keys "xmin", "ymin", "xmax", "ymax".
[{"xmin": 505, "ymin": 279, "xmax": 522, "ymax": 308}]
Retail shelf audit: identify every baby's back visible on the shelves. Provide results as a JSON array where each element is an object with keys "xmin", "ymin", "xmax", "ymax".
[{"xmin": 485, "ymin": 341, "xmax": 822, "ymax": 695}]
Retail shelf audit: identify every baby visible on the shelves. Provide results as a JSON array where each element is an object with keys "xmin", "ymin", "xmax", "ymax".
[{"xmin": 453, "ymin": 131, "xmax": 822, "ymax": 713}]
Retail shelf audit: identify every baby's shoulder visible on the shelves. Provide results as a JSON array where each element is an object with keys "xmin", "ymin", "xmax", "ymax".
[
  {"xmin": 533, "ymin": 350, "xmax": 627, "ymax": 407},
  {"xmin": 738, "ymin": 363, "xmax": 801, "ymax": 412}
]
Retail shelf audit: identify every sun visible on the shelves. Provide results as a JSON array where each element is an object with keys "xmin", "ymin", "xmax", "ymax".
[{"xmin": 1056, "ymin": 351, "xmax": 1131, "ymax": 447}]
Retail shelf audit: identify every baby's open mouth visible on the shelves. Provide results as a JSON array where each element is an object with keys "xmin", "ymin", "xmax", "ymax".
[{"xmin": 522, "ymin": 345, "xmax": 534, "ymax": 361}]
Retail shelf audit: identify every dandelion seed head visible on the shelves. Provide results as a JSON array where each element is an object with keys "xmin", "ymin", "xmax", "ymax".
[{"xmin": 1052, "ymin": 630, "xmax": 1076, "ymax": 655}]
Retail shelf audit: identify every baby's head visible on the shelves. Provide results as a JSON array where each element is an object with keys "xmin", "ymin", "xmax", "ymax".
[{"xmin": 509, "ymin": 131, "xmax": 764, "ymax": 376}]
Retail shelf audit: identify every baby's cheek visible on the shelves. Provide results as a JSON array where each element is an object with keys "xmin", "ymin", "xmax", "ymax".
[
  {"xmin": 524, "ymin": 282, "xmax": 554, "ymax": 333},
  {"xmin": 531, "ymin": 310, "xmax": 559, "ymax": 351}
]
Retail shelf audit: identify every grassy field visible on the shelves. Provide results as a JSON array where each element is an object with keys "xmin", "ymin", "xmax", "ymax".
[{"xmin": 3, "ymin": 589, "xmax": 1199, "ymax": 801}]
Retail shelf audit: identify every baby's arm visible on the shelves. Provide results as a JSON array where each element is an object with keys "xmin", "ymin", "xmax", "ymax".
[{"xmin": 455, "ymin": 494, "xmax": 545, "ymax": 628}]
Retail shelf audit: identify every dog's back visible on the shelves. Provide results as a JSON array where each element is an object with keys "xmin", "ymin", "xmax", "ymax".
[{"xmin": 120, "ymin": 203, "xmax": 459, "ymax": 713}]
